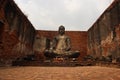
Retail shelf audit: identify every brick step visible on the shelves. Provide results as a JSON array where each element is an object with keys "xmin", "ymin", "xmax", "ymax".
[{"xmin": 12, "ymin": 60, "xmax": 76, "ymax": 66}]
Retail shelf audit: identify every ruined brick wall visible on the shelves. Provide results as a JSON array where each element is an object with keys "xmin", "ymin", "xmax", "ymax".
[
  {"xmin": 35, "ymin": 30, "xmax": 87, "ymax": 60},
  {"xmin": 87, "ymin": 0, "xmax": 120, "ymax": 59},
  {"xmin": 0, "ymin": 0, "xmax": 36, "ymax": 64}
]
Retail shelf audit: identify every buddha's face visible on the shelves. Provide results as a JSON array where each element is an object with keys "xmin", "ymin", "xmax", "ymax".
[{"xmin": 59, "ymin": 26, "xmax": 65, "ymax": 35}]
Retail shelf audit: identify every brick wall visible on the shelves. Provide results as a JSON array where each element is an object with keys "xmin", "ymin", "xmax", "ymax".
[
  {"xmin": 0, "ymin": 0, "xmax": 36, "ymax": 65},
  {"xmin": 87, "ymin": 0, "xmax": 120, "ymax": 59}
]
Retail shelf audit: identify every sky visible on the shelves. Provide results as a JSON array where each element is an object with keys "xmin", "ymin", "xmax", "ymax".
[{"xmin": 14, "ymin": 0, "xmax": 113, "ymax": 31}]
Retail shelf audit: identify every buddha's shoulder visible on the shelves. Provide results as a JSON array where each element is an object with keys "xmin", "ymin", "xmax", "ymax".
[{"xmin": 54, "ymin": 35, "xmax": 70, "ymax": 39}]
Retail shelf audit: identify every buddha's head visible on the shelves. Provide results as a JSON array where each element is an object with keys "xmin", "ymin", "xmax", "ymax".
[{"xmin": 58, "ymin": 25, "xmax": 65, "ymax": 35}]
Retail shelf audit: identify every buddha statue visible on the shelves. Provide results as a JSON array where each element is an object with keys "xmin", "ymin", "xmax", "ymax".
[{"xmin": 44, "ymin": 25, "xmax": 80, "ymax": 58}]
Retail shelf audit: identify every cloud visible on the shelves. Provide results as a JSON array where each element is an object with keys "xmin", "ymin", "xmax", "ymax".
[
  {"xmin": 14, "ymin": 0, "xmax": 113, "ymax": 31},
  {"xmin": 63, "ymin": 0, "xmax": 81, "ymax": 13}
]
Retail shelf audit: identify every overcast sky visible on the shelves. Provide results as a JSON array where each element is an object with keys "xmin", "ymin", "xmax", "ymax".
[{"xmin": 14, "ymin": 0, "xmax": 113, "ymax": 31}]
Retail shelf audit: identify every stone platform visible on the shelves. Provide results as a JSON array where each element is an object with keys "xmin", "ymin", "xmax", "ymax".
[{"xmin": 0, "ymin": 66, "xmax": 120, "ymax": 80}]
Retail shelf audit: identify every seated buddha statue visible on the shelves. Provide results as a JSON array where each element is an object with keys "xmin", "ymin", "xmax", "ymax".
[{"xmin": 44, "ymin": 25, "xmax": 80, "ymax": 58}]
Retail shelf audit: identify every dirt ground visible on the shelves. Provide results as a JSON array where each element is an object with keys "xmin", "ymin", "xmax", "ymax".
[{"xmin": 0, "ymin": 66, "xmax": 120, "ymax": 80}]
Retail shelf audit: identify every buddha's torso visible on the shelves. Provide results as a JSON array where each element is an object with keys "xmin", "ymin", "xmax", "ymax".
[{"xmin": 55, "ymin": 35, "xmax": 68, "ymax": 54}]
